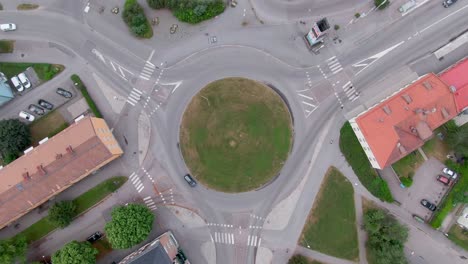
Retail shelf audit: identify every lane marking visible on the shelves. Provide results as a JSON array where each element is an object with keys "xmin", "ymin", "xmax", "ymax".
[
  {"xmin": 420, "ymin": 3, "xmax": 468, "ymax": 33},
  {"xmin": 353, "ymin": 41, "xmax": 405, "ymax": 76},
  {"xmin": 148, "ymin": 49, "xmax": 155, "ymax": 61},
  {"xmin": 326, "ymin": 56, "xmax": 336, "ymax": 61}
]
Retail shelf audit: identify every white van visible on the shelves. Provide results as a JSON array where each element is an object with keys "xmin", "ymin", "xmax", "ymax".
[{"xmin": 11, "ymin": 76, "xmax": 24, "ymax": 92}]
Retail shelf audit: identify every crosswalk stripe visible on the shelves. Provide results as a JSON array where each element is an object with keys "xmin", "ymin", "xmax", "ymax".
[
  {"xmin": 247, "ymin": 235, "xmax": 251, "ymax": 246},
  {"xmin": 129, "ymin": 93, "xmax": 141, "ymax": 101},
  {"xmin": 142, "ymin": 68, "xmax": 154, "ymax": 75},
  {"xmin": 132, "ymin": 88, "xmax": 142, "ymax": 94},
  {"xmin": 302, "ymin": 101, "xmax": 316, "ymax": 107},
  {"xmin": 342, "ymin": 81, "xmax": 351, "ymax": 89},
  {"xmin": 146, "ymin": 201, "xmax": 155, "ymax": 206},
  {"xmin": 143, "ymin": 196, "xmax": 152, "ymax": 201},
  {"xmin": 258, "ymin": 238, "xmax": 261, "ymax": 247},
  {"xmin": 253, "ymin": 236, "xmax": 257, "ymax": 246},
  {"xmin": 137, "ymin": 185, "xmax": 144, "ymax": 192},
  {"xmin": 136, "ymin": 182, "xmax": 143, "ymax": 189},
  {"xmin": 127, "ymin": 96, "xmax": 138, "ymax": 104},
  {"xmin": 326, "ymin": 56, "xmax": 336, "ymax": 62},
  {"xmin": 329, "ymin": 61, "xmax": 340, "ymax": 68},
  {"xmin": 215, "ymin": 232, "xmax": 219, "ymax": 242},
  {"xmin": 139, "ymin": 75, "xmax": 150, "ymax": 80},
  {"xmin": 146, "ymin": 61, "xmax": 155, "ymax": 67},
  {"xmin": 126, "ymin": 100, "xmax": 135, "ymax": 106},
  {"xmin": 231, "ymin": 233, "xmax": 234, "ymax": 244},
  {"xmin": 131, "ymin": 177, "xmax": 139, "ymax": 185},
  {"xmin": 298, "ymin": 93, "xmax": 315, "ymax": 100},
  {"xmin": 332, "ymin": 68, "xmax": 343, "ymax": 74},
  {"xmin": 149, "ymin": 205, "xmax": 157, "ymax": 210},
  {"xmin": 329, "ymin": 64, "xmax": 341, "ymax": 72},
  {"xmin": 346, "ymin": 89, "xmax": 356, "ymax": 97},
  {"xmin": 129, "ymin": 172, "xmax": 136, "ymax": 180}
]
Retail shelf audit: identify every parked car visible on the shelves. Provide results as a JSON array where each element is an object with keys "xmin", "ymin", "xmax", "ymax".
[
  {"xmin": 184, "ymin": 174, "xmax": 197, "ymax": 187},
  {"xmin": 18, "ymin": 73, "xmax": 31, "ymax": 89},
  {"xmin": 38, "ymin": 99, "xmax": 53, "ymax": 110},
  {"xmin": 443, "ymin": 0, "xmax": 457, "ymax": 7},
  {"xmin": 56, "ymin": 87, "xmax": 72, "ymax": 98},
  {"xmin": 0, "ymin": 23, "xmax": 16, "ymax": 32},
  {"xmin": 420, "ymin": 199, "xmax": 437, "ymax": 211},
  {"xmin": 436, "ymin": 175, "xmax": 450, "ymax": 186},
  {"xmin": 28, "ymin": 104, "xmax": 45, "ymax": 115},
  {"xmin": 11, "ymin": 76, "xmax": 24, "ymax": 92},
  {"xmin": 19, "ymin": 111, "xmax": 35, "ymax": 122},
  {"xmin": 86, "ymin": 231, "xmax": 103, "ymax": 243},
  {"xmin": 442, "ymin": 167, "xmax": 457, "ymax": 179}
]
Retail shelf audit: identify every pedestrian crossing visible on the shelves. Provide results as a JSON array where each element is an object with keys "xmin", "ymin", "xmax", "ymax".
[
  {"xmin": 342, "ymin": 81, "xmax": 360, "ymax": 102},
  {"xmin": 326, "ymin": 56, "xmax": 343, "ymax": 75},
  {"xmin": 129, "ymin": 172, "xmax": 144, "ymax": 193},
  {"xmin": 139, "ymin": 61, "xmax": 156, "ymax": 81},
  {"xmin": 126, "ymin": 88, "xmax": 142, "ymax": 106},
  {"xmin": 214, "ymin": 232, "xmax": 235, "ymax": 245},
  {"xmin": 143, "ymin": 196, "xmax": 157, "ymax": 211},
  {"xmin": 247, "ymin": 235, "xmax": 261, "ymax": 247}
]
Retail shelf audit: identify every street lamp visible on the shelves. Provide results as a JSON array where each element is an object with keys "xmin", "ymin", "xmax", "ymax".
[{"xmin": 302, "ymin": 237, "xmax": 312, "ymax": 249}]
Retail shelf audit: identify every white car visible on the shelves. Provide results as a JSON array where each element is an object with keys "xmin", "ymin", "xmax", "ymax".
[
  {"xmin": 443, "ymin": 167, "xmax": 457, "ymax": 179},
  {"xmin": 0, "ymin": 23, "xmax": 16, "ymax": 32},
  {"xmin": 18, "ymin": 73, "xmax": 31, "ymax": 89},
  {"xmin": 19, "ymin": 111, "xmax": 35, "ymax": 122},
  {"xmin": 11, "ymin": 76, "xmax": 24, "ymax": 92}
]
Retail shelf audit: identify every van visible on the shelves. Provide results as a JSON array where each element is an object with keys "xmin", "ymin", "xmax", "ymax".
[{"xmin": 436, "ymin": 175, "xmax": 450, "ymax": 185}]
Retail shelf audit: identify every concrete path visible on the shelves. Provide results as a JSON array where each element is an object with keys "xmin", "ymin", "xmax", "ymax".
[
  {"xmin": 353, "ymin": 194, "xmax": 368, "ymax": 264},
  {"xmin": 295, "ymin": 246, "xmax": 356, "ymax": 264}
]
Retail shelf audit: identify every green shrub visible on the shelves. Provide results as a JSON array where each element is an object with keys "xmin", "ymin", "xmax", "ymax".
[
  {"xmin": 339, "ymin": 122, "xmax": 394, "ymax": 202},
  {"xmin": 400, "ymin": 177, "xmax": 413, "ymax": 187},
  {"xmin": 0, "ymin": 40, "xmax": 14, "ymax": 53},
  {"xmin": 70, "ymin": 74, "xmax": 103, "ymax": 118},
  {"xmin": 147, "ymin": 0, "xmax": 225, "ymax": 24},
  {"xmin": 374, "ymin": 0, "xmax": 390, "ymax": 9},
  {"xmin": 334, "ymin": 24, "xmax": 340, "ymax": 30},
  {"xmin": 48, "ymin": 201, "xmax": 77, "ymax": 228},
  {"xmin": 123, "ymin": 0, "xmax": 153, "ymax": 38},
  {"xmin": 355, "ymin": 13, "xmax": 360, "ymax": 18}
]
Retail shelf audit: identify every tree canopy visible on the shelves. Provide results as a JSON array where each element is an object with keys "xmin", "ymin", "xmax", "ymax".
[
  {"xmin": 0, "ymin": 119, "xmax": 31, "ymax": 162},
  {"xmin": 147, "ymin": 0, "xmax": 225, "ymax": 24},
  {"xmin": 445, "ymin": 121, "xmax": 468, "ymax": 157},
  {"xmin": 288, "ymin": 254, "xmax": 309, "ymax": 264},
  {"xmin": 52, "ymin": 241, "xmax": 98, "ymax": 264},
  {"xmin": 105, "ymin": 204, "xmax": 154, "ymax": 249},
  {"xmin": 48, "ymin": 200, "xmax": 77, "ymax": 228},
  {"xmin": 363, "ymin": 209, "xmax": 408, "ymax": 264},
  {"xmin": 122, "ymin": 0, "xmax": 152, "ymax": 38},
  {"xmin": 0, "ymin": 236, "xmax": 28, "ymax": 264}
]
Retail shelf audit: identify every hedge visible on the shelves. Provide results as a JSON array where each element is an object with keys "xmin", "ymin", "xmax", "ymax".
[
  {"xmin": 71, "ymin": 74, "xmax": 103, "ymax": 118},
  {"xmin": 147, "ymin": 0, "xmax": 225, "ymax": 24}
]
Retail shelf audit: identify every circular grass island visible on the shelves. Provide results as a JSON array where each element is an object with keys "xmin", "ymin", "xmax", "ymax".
[{"xmin": 180, "ymin": 77, "xmax": 293, "ymax": 193}]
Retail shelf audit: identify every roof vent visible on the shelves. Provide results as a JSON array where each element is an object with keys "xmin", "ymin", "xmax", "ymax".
[
  {"xmin": 410, "ymin": 126, "xmax": 418, "ymax": 134},
  {"xmin": 414, "ymin": 108, "xmax": 423, "ymax": 114},
  {"xmin": 37, "ymin": 165, "xmax": 46, "ymax": 175},
  {"xmin": 423, "ymin": 81, "xmax": 432, "ymax": 90},
  {"xmin": 22, "ymin": 172, "xmax": 31, "ymax": 181},
  {"xmin": 402, "ymin": 94, "xmax": 412, "ymax": 104},
  {"xmin": 397, "ymin": 142, "xmax": 407, "ymax": 154},
  {"xmin": 382, "ymin": 105, "xmax": 392, "ymax": 115},
  {"xmin": 55, "ymin": 153, "xmax": 63, "ymax": 160},
  {"xmin": 66, "ymin": 145, "xmax": 74, "ymax": 154},
  {"xmin": 449, "ymin": 85, "xmax": 457, "ymax": 93},
  {"xmin": 378, "ymin": 118, "xmax": 385, "ymax": 123},
  {"xmin": 441, "ymin": 107, "xmax": 450, "ymax": 119}
]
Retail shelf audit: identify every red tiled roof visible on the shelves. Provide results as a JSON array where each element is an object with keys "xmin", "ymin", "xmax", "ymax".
[
  {"xmin": 439, "ymin": 57, "xmax": 468, "ymax": 112},
  {"xmin": 355, "ymin": 73, "xmax": 458, "ymax": 168}
]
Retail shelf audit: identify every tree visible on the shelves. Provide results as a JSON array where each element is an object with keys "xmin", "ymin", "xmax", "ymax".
[
  {"xmin": 105, "ymin": 204, "xmax": 154, "ymax": 249},
  {"xmin": 288, "ymin": 254, "xmax": 309, "ymax": 264},
  {"xmin": 445, "ymin": 121, "xmax": 468, "ymax": 157},
  {"xmin": 147, "ymin": 0, "xmax": 166, "ymax": 9},
  {"xmin": 374, "ymin": 0, "xmax": 390, "ymax": 9},
  {"xmin": 363, "ymin": 209, "xmax": 408, "ymax": 264},
  {"xmin": 52, "ymin": 241, "xmax": 98, "ymax": 264},
  {"xmin": 0, "ymin": 119, "xmax": 31, "ymax": 159},
  {"xmin": 0, "ymin": 236, "xmax": 28, "ymax": 264},
  {"xmin": 48, "ymin": 200, "xmax": 77, "ymax": 228}
]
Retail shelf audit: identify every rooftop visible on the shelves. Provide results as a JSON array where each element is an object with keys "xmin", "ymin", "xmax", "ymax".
[
  {"xmin": 439, "ymin": 57, "xmax": 468, "ymax": 112},
  {"xmin": 0, "ymin": 117, "xmax": 122, "ymax": 228},
  {"xmin": 457, "ymin": 206, "xmax": 468, "ymax": 229},
  {"xmin": 355, "ymin": 73, "xmax": 458, "ymax": 168},
  {"xmin": 119, "ymin": 231, "xmax": 180, "ymax": 264}
]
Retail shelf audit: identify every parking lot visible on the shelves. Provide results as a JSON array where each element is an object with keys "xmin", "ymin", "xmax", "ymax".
[{"xmin": 398, "ymin": 157, "xmax": 453, "ymax": 221}]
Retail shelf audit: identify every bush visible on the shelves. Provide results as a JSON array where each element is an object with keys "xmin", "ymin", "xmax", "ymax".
[
  {"xmin": 288, "ymin": 254, "xmax": 309, "ymax": 264},
  {"xmin": 48, "ymin": 201, "xmax": 77, "ymax": 228},
  {"xmin": 70, "ymin": 74, "xmax": 103, "ymax": 118},
  {"xmin": 334, "ymin": 24, "xmax": 340, "ymax": 30},
  {"xmin": 0, "ymin": 119, "xmax": 31, "ymax": 159},
  {"xmin": 400, "ymin": 177, "xmax": 413, "ymax": 188},
  {"xmin": 147, "ymin": 0, "xmax": 225, "ymax": 24},
  {"xmin": 0, "ymin": 236, "xmax": 28, "ymax": 264},
  {"xmin": 123, "ymin": 0, "xmax": 153, "ymax": 38},
  {"xmin": 339, "ymin": 122, "xmax": 394, "ymax": 202},
  {"xmin": 52, "ymin": 241, "xmax": 98, "ymax": 264},
  {"xmin": 355, "ymin": 13, "xmax": 361, "ymax": 18},
  {"xmin": 374, "ymin": 0, "xmax": 390, "ymax": 9}
]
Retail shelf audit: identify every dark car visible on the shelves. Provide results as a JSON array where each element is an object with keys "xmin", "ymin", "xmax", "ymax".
[
  {"xmin": 56, "ymin": 87, "xmax": 73, "ymax": 98},
  {"xmin": 38, "ymin": 99, "xmax": 53, "ymax": 110},
  {"xmin": 184, "ymin": 174, "xmax": 197, "ymax": 187},
  {"xmin": 86, "ymin": 231, "xmax": 103, "ymax": 243},
  {"xmin": 28, "ymin": 104, "xmax": 45, "ymax": 115},
  {"xmin": 420, "ymin": 199, "xmax": 437, "ymax": 211},
  {"xmin": 443, "ymin": 0, "xmax": 457, "ymax": 7},
  {"xmin": 436, "ymin": 175, "xmax": 451, "ymax": 186}
]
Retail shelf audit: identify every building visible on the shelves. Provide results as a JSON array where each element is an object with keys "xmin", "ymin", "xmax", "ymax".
[
  {"xmin": 0, "ymin": 72, "xmax": 14, "ymax": 107},
  {"xmin": 0, "ymin": 117, "xmax": 123, "ymax": 229},
  {"xmin": 350, "ymin": 73, "xmax": 458, "ymax": 169},
  {"xmin": 457, "ymin": 206, "xmax": 468, "ymax": 230},
  {"xmin": 439, "ymin": 57, "xmax": 468, "ymax": 113},
  {"xmin": 119, "ymin": 231, "xmax": 187, "ymax": 264}
]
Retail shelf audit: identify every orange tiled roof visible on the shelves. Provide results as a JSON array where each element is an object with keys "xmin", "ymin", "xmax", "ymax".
[
  {"xmin": 355, "ymin": 73, "xmax": 458, "ymax": 168},
  {"xmin": 439, "ymin": 57, "xmax": 468, "ymax": 112}
]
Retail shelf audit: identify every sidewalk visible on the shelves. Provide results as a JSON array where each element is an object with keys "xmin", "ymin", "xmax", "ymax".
[
  {"xmin": 295, "ymin": 246, "xmax": 356, "ymax": 264},
  {"xmin": 354, "ymin": 194, "xmax": 368, "ymax": 264}
]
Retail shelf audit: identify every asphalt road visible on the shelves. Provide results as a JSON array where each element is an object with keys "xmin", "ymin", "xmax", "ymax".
[{"xmin": 0, "ymin": 0, "xmax": 467, "ymax": 263}]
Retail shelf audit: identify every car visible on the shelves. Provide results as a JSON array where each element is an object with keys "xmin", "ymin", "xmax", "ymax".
[
  {"xmin": 56, "ymin": 87, "xmax": 72, "ymax": 98},
  {"xmin": 0, "ymin": 23, "xmax": 16, "ymax": 32},
  {"xmin": 420, "ymin": 199, "xmax": 437, "ymax": 211},
  {"xmin": 10, "ymin": 76, "xmax": 24, "ymax": 92},
  {"xmin": 19, "ymin": 111, "xmax": 35, "ymax": 122},
  {"xmin": 86, "ymin": 231, "xmax": 103, "ymax": 243},
  {"xmin": 184, "ymin": 174, "xmax": 197, "ymax": 187},
  {"xmin": 436, "ymin": 175, "xmax": 450, "ymax": 186},
  {"xmin": 18, "ymin": 73, "xmax": 31, "ymax": 89},
  {"xmin": 38, "ymin": 99, "xmax": 53, "ymax": 110},
  {"xmin": 28, "ymin": 104, "xmax": 45, "ymax": 115},
  {"xmin": 442, "ymin": 167, "xmax": 457, "ymax": 179},
  {"xmin": 443, "ymin": 0, "xmax": 457, "ymax": 7}
]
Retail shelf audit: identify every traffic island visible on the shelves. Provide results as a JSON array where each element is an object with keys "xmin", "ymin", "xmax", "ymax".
[{"xmin": 179, "ymin": 77, "xmax": 293, "ymax": 193}]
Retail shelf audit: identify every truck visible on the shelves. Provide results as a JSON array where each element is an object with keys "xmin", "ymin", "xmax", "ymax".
[{"xmin": 304, "ymin": 18, "xmax": 330, "ymax": 52}]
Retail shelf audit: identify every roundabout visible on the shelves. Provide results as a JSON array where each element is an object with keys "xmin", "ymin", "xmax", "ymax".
[{"xmin": 179, "ymin": 77, "xmax": 293, "ymax": 193}]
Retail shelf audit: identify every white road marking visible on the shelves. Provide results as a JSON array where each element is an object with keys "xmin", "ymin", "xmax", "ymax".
[
  {"xmin": 302, "ymin": 101, "xmax": 316, "ymax": 107},
  {"xmin": 136, "ymin": 182, "xmax": 143, "ymax": 189},
  {"xmin": 342, "ymin": 81, "xmax": 351, "ymax": 88},
  {"xmin": 332, "ymin": 68, "xmax": 343, "ymax": 74},
  {"xmin": 129, "ymin": 172, "xmax": 137, "ymax": 180},
  {"xmin": 137, "ymin": 185, "xmax": 144, "ymax": 193},
  {"xmin": 109, "ymin": 61, "xmax": 117, "ymax": 71},
  {"xmin": 148, "ymin": 50, "xmax": 155, "ymax": 61},
  {"xmin": 119, "ymin": 67, "xmax": 126, "ymax": 78},
  {"xmin": 126, "ymin": 100, "xmax": 136, "ymax": 106},
  {"xmin": 420, "ymin": 3, "xmax": 468, "ymax": 33},
  {"xmin": 326, "ymin": 56, "xmax": 336, "ymax": 61},
  {"xmin": 353, "ymin": 41, "xmax": 405, "ymax": 76},
  {"xmin": 143, "ymin": 196, "xmax": 152, "ymax": 201},
  {"xmin": 247, "ymin": 235, "xmax": 251, "ymax": 246}
]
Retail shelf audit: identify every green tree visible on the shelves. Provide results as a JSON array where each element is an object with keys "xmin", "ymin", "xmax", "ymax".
[
  {"xmin": 445, "ymin": 121, "xmax": 468, "ymax": 157},
  {"xmin": 364, "ymin": 209, "xmax": 408, "ymax": 264},
  {"xmin": 48, "ymin": 200, "xmax": 77, "ymax": 228},
  {"xmin": 105, "ymin": 204, "xmax": 154, "ymax": 249},
  {"xmin": 374, "ymin": 0, "xmax": 390, "ymax": 9},
  {"xmin": 288, "ymin": 254, "xmax": 309, "ymax": 264},
  {"xmin": 122, "ymin": 0, "xmax": 152, "ymax": 38},
  {"xmin": 0, "ymin": 119, "xmax": 31, "ymax": 160},
  {"xmin": 147, "ymin": 0, "xmax": 166, "ymax": 9},
  {"xmin": 0, "ymin": 236, "xmax": 28, "ymax": 264},
  {"xmin": 52, "ymin": 241, "xmax": 98, "ymax": 264}
]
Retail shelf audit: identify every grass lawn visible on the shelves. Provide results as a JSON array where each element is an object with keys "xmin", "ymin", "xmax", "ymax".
[
  {"xmin": 422, "ymin": 134, "xmax": 450, "ymax": 162},
  {"xmin": 29, "ymin": 110, "xmax": 69, "ymax": 146},
  {"xmin": 300, "ymin": 167, "xmax": 359, "ymax": 261},
  {"xmin": 180, "ymin": 77, "xmax": 292, "ymax": 192},
  {"xmin": 0, "ymin": 62, "xmax": 64, "ymax": 81},
  {"xmin": 0, "ymin": 40, "xmax": 14, "ymax": 53},
  {"xmin": 17, "ymin": 177, "xmax": 127, "ymax": 243},
  {"xmin": 448, "ymin": 224, "xmax": 468, "ymax": 250},
  {"xmin": 391, "ymin": 151, "xmax": 424, "ymax": 178},
  {"xmin": 339, "ymin": 122, "xmax": 393, "ymax": 202}
]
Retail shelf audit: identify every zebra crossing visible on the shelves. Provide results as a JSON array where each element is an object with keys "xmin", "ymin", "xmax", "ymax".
[
  {"xmin": 214, "ymin": 232, "xmax": 235, "ymax": 245},
  {"xmin": 139, "ymin": 60, "xmax": 156, "ymax": 81},
  {"xmin": 126, "ymin": 88, "xmax": 143, "ymax": 106},
  {"xmin": 247, "ymin": 235, "xmax": 261, "ymax": 247},
  {"xmin": 143, "ymin": 196, "xmax": 157, "ymax": 211},
  {"xmin": 342, "ymin": 81, "xmax": 360, "ymax": 102},
  {"xmin": 129, "ymin": 172, "xmax": 144, "ymax": 193},
  {"xmin": 326, "ymin": 56, "xmax": 343, "ymax": 75}
]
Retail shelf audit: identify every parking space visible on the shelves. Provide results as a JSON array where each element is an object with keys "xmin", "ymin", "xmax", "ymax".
[{"xmin": 399, "ymin": 157, "xmax": 452, "ymax": 221}]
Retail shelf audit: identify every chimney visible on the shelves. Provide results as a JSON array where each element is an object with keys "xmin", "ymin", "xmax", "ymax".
[
  {"xmin": 66, "ymin": 145, "xmax": 74, "ymax": 154},
  {"xmin": 423, "ymin": 81, "xmax": 432, "ymax": 90},
  {"xmin": 449, "ymin": 85, "xmax": 456, "ymax": 93},
  {"xmin": 22, "ymin": 172, "xmax": 31, "ymax": 181},
  {"xmin": 37, "ymin": 165, "xmax": 46, "ymax": 175}
]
